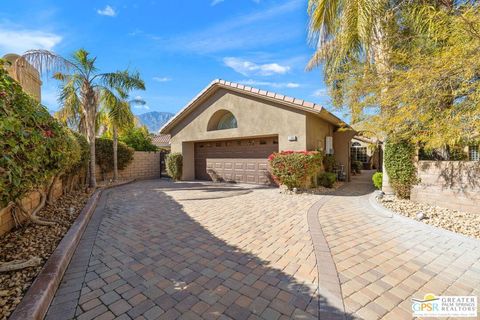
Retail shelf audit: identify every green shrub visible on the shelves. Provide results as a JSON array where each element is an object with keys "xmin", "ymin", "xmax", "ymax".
[
  {"xmin": 352, "ymin": 161, "xmax": 363, "ymax": 173},
  {"xmin": 0, "ymin": 60, "xmax": 83, "ymax": 207},
  {"xmin": 318, "ymin": 172, "xmax": 337, "ymax": 188},
  {"xmin": 323, "ymin": 154, "xmax": 336, "ymax": 172},
  {"xmin": 268, "ymin": 151, "xmax": 322, "ymax": 189},
  {"xmin": 372, "ymin": 172, "xmax": 383, "ymax": 189},
  {"xmin": 119, "ymin": 126, "xmax": 158, "ymax": 152},
  {"xmin": 384, "ymin": 140, "xmax": 417, "ymax": 198},
  {"xmin": 166, "ymin": 153, "xmax": 183, "ymax": 181},
  {"xmin": 95, "ymin": 138, "xmax": 134, "ymax": 179}
]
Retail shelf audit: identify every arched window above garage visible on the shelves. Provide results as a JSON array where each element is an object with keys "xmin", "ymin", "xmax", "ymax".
[{"xmin": 207, "ymin": 110, "xmax": 238, "ymax": 131}]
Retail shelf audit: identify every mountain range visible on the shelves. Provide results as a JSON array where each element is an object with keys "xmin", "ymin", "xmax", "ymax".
[{"xmin": 136, "ymin": 111, "xmax": 175, "ymax": 133}]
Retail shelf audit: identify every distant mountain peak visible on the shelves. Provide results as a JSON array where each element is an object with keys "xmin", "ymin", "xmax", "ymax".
[{"xmin": 136, "ymin": 111, "xmax": 174, "ymax": 133}]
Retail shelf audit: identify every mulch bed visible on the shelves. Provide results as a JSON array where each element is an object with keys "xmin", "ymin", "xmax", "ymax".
[{"xmin": 0, "ymin": 191, "xmax": 90, "ymax": 320}]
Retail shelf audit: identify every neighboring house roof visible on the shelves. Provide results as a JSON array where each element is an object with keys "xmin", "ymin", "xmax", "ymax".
[
  {"xmin": 151, "ymin": 134, "xmax": 171, "ymax": 147},
  {"xmin": 160, "ymin": 79, "xmax": 350, "ymax": 134}
]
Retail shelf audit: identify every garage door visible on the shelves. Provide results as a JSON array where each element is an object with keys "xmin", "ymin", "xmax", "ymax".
[{"xmin": 194, "ymin": 137, "xmax": 278, "ymax": 184}]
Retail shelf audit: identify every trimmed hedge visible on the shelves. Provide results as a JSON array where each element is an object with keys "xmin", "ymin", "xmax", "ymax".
[
  {"xmin": 166, "ymin": 153, "xmax": 183, "ymax": 181},
  {"xmin": 268, "ymin": 151, "xmax": 322, "ymax": 189},
  {"xmin": 372, "ymin": 172, "xmax": 383, "ymax": 189},
  {"xmin": 352, "ymin": 160, "xmax": 362, "ymax": 174},
  {"xmin": 384, "ymin": 141, "xmax": 417, "ymax": 198},
  {"xmin": 318, "ymin": 172, "xmax": 336, "ymax": 188},
  {"xmin": 0, "ymin": 60, "xmax": 85, "ymax": 207},
  {"xmin": 95, "ymin": 138, "xmax": 134, "ymax": 180}
]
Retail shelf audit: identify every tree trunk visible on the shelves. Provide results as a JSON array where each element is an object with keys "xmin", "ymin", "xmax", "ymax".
[
  {"xmin": 113, "ymin": 125, "xmax": 118, "ymax": 181},
  {"xmin": 83, "ymin": 85, "xmax": 97, "ymax": 189}
]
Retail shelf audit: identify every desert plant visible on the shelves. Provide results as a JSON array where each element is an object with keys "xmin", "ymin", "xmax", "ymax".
[
  {"xmin": 384, "ymin": 140, "xmax": 417, "ymax": 198},
  {"xmin": 352, "ymin": 161, "xmax": 363, "ymax": 174},
  {"xmin": 120, "ymin": 125, "xmax": 158, "ymax": 152},
  {"xmin": 372, "ymin": 172, "xmax": 383, "ymax": 189},
  {"xmin": 323, "ymin": 154, "xmax": 336, "ymax": 172},
  {"xmin": 95, "ymin": 138, "xmax": 134, "ymax": 180},
  {"xmin": 268, "ymin": 151, "xmax": 322, "ymax": 190},
  {"xmin": 318, "ymin": 172, "xmax": 337, "ymax": 188},
  {"xmin": 166, "ymin": 153, "xmax": 183, "ymax": 181}
]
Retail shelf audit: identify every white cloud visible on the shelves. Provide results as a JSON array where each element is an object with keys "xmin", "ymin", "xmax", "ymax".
[
  {"xmin": 152, "ymin": 76, "xmax": 171, "ymax": 82},
  {"xmin": 223, "ymin": 57, "xmax": 290, "ymax": 76},
  {"xmin": 212, "ymin": 0, "xmax": 259, "ymax": 5},
  {"xmin": 238, "ymin": 79, "xmax": 300, "ymax": 89},
  {"xmin": 312, "ymin": 88, "xmax": 328, "ymax": 97},
  {"xmin": 211, "ymin": 0, "xmax": 225, "ymax": 5},
  {"xmin": 97, "ymin": 5, "xmax": 117, "ymax": 17},
  {"xmin": 131, "ymin": 95, "xmax": 149, "ymax": 110},
  {"xmin": 0, "ymin": 27, "xmax": 62, "ymax": 53}
]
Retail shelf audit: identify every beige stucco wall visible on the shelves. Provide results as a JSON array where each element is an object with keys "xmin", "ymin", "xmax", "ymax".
[
  {"xmin": 305, "ymin": 114, "xmax": 334, "ymax": 151},
  {"xmin": 411, "ymin": 161, "xmax": 480, "ymax": 214},
  {"xmin": 333, "ymin": 130, "xmax": 357, "ymax": 182},
  {"xmin": 3, "ymin": 53, "xmax": 42, "ymax": 102}
]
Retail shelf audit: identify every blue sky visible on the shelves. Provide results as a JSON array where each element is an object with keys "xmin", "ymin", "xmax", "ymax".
[{"xmin": 0, "ymin": 0, "xmax": 337, "ymax": 118}]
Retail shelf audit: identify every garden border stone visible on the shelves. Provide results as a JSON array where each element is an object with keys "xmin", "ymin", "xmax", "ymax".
[{"xmin": 9, "ymin": 179, "xmax": 135, "ymax": 320}]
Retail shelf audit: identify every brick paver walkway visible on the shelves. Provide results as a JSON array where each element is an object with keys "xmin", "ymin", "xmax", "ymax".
[{"xmin": 45, "ymin": 175, "xmax": 480, "ymax": 320}]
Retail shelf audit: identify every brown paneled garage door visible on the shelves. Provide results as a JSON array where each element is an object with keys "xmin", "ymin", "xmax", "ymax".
[{"xmin": 194, "ymin": 136, "xmax": 278, "ymax": 184}]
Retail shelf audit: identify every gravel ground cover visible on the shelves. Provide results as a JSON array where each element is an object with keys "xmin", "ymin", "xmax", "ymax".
[
  {"xmin": 380, "ymin": 195, "xmax": 480, "ymax": 239},
  {"xmin": 0, "ymin": 191, "xmax": 90, "ymax": 320}
]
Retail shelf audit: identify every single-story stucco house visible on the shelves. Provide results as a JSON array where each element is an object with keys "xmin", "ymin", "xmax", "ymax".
[{"xmin": 160, "ymin": 79, "xmax": 355, "ymax": 184}]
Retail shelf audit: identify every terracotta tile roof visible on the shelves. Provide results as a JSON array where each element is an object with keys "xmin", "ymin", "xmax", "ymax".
[
  {"xmin": 151, "ymin": 134, "xmax": 170, "ymax": 147},
  {"xmin": 160, "ymin": 79, "xmax": 349, "ymax": 134}
]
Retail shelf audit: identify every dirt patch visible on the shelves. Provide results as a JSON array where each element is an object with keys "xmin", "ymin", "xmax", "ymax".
[{"xmin": 0, "ymin": 191, "xmax": 90, "ymax": 320}]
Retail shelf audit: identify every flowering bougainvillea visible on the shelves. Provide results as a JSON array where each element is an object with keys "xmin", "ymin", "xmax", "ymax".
[{"xmin": 268, "ymin": 150, "xmax": 322, "ymax": 189}]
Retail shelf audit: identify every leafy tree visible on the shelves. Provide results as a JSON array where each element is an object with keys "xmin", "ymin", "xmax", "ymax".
[
  {"xmin": 95, "ymin": 138, "xmax": 134, "ymax": 180},
  {"xmin": 119, "ymin": 125, "xmax": 158, "ymax": 152},
  {"xmin": 17, "ymin": 49, "xmax": 145, "ymax": 188}
]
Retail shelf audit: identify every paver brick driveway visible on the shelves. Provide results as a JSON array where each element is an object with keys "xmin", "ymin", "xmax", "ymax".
[
  {"xmin": 45, "ymin": 174, "xmax": 480, "ymax": 319},
  {"xmin": 46, "ymin": 181, "xmax": 322, "ymax": 320}
]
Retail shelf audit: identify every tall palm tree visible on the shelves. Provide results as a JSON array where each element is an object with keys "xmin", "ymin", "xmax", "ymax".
[
  {"xmin": 101, "ymin": 92, "xmax": 135, "ymax": 181},
  {"xmin": 307, "ymin": 0, "xmax": 391, "ymax": 75},
  {"xmin": 18, "ymin": 49, "xmax": 145, "ymax": 188}
]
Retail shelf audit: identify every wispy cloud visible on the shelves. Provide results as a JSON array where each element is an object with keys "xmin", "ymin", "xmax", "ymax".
[
  {"xmin": 97, "ymin": 5, "xmax": 117, "ymax": 17},
  {"xmin": 224, "ymin": 57, "xmax": 290, "ymax": 76},
  {"xmin": 212, "ymin": 0, "xmax": 260, "ymax": 5},
  {"xmin": 152, "ymin": 76, "xmax": 172, "ymax": 82},
  {"xmin": 238, "ymin": 79, "xmax": 300, "ymax": 89},
  {"xmin": 312, "ymin": 88, "xmax": 328, "ymax": 97},
  {"xmin": 155, "ymin": 0, "xmax": 302, "ymax": 53},
  {"xmin": 0, "ymin": 25, "xmax": 62, "ymax": 53},
  {"xmin": 132, "ymin": 95, "xmax": 150, "ymax": 110}
]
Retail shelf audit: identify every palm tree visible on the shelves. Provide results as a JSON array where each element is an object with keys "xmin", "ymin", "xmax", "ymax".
[
  {"xmin": 101, "ymin": 92, "xmax": 135, "ymax": 181},
  {"xmin": 307, "ymin": 0, "xmax": 391, "ymax": 75},
  {"xmin": 18, "ymin": 49, "xmax": 145, "ymax": 188}
]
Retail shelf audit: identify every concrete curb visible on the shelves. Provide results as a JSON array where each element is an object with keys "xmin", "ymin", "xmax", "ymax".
[
  {"xmin": 9, "ymin": 179, "xmax": 136, "ymax": 320},
  {"xmin": 368, "ymin": 191, "xmax": 480, "ymax": 247}
]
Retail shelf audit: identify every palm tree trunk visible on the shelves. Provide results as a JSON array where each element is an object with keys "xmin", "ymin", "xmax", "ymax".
[
  {"xmin": 83, "ymin": 85, "xmax": 97, "ymax": 189},
  {"xmin": 113, "ymin": 125, "xmax": 118, "ymax": 181}
]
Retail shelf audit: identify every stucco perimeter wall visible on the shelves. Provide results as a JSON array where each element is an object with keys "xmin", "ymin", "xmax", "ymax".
[
  {"xmin": 170, "ymin": 89, "xmax": 309, "ymax": 180},
  {"xmin": 411, "ymin": 161, "xmax": 480, "ymax": 214},
  {"xmin": 96, "ymin": 151, "xmax": 161, "ymax": 181},
  {"xmin": 0, "ymin": 177, "xmax": 66, "ymax": 236},
  {"xmin": 3, "ymin": 53, "xmax": 42, "ymax": 102}
]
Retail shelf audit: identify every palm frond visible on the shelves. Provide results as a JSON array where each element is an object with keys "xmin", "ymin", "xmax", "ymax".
[
  {"xmin": 98, "ymin": 70, "xmax": 146, "ymax": 91},
  {"xmin": 18, "ymin": 49, "xmax": 75, "ymax": 77}
]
